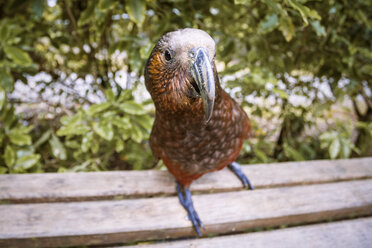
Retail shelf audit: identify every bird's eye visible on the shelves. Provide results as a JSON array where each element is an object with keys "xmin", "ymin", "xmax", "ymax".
[{"xmin": 164, "ymin": 49, "xmax": 173, "ymax": 61}]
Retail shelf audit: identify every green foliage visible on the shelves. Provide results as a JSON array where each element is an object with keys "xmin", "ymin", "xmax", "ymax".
[
  {"xmin": 320, "ymin": 123, "xmax": 360, "ymax": 159},
  {"xmin": 55, "ymin": 89, "xmax": 153, "ymax": 172},
  {"xmin": 4, "ymin": 46, "xmax": 33, "ymax": 66},
  {"xmin": 125, "ymin": 0, "xmax": 146, "ymax": 27},
  {"xmin": 0, "ymin": 0, "xmax": 371, "ymax": 174},
  {"xmin": 0, "ymin": 94, "xmax": 42, "ymax": 173}
]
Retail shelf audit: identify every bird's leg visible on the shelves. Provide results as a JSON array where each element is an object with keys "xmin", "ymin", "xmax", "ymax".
[
  {"xmin": 176, "ymin": 182, "xmax": 204, "ymax": 236},
  {"xmin": 228, "ymin": 162, "xmax": 254, "ymax": 190}
]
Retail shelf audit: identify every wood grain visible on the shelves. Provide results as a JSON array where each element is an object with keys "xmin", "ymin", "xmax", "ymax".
[
  {"xmin": 1, "ymin": 180, "xmax": 372, "ymax": 247},
  {"xmin": 1, "ymin": 157, "xmax": 371, "ymax": 203},
  {"xmin": 125, "ymin": 217, "xmax": 372, "ymax": 248}
]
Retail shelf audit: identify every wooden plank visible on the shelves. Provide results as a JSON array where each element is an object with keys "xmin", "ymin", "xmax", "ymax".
[
  {"xmin": 0, "ymin": 157, "xmax": 371, "ymax": 203},
  {"xmin": 1, "ymin": 180, "xmax": 372, "ymax": 247},
  {"xmin": 125, "ymin": 217, "xmax": 372, "ymax": 248}
]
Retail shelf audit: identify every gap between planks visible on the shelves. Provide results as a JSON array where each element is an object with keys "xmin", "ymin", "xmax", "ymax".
[
  {"xmin": 1, "ymin": 179, "xmax": 372, "ymax": 247},
  {"xmin": 124, "ymin": 217, "xmax": 372, "ymax": 248},
  {"xmin": 0, "ymin": 157, "xmax": 371, "ymax": 203}
]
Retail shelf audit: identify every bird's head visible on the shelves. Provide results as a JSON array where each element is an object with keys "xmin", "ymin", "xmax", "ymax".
[{"xmin": 145, "ymin": 28, "xmax": 217, "ymax": 122}]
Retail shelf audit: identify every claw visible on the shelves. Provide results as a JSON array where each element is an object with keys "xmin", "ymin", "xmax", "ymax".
[
  {"xmin": 176, "ymin": 182, "xmax": 204, "ymax": 236},
  {"xmin": 228, "ymin": 162, "xmax": 254, "ymax": 190}
]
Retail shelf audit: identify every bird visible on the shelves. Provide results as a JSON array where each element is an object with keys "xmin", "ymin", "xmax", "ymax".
[{"xmin": 145, "ymin": 28, "xmax": 253, "ymax": 236}]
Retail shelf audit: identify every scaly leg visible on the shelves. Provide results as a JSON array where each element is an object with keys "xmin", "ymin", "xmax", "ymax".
[
  {"xmin": 176, "ymin": 182, "xmax": 204, "ymax": 236},
  {"xmin": 228, "ymin": 162, "xmax": 254, "ymax": 190}
]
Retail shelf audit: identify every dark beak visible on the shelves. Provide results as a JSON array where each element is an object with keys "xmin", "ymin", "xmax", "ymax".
[{"xmin": 190, "ymin": 47, "xmax": 215, "ymax": 122}]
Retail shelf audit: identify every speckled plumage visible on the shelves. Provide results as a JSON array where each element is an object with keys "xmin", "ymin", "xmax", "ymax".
[{"xmin": 145, "ymin": 29, "xmax": 250, "ymax": 186}]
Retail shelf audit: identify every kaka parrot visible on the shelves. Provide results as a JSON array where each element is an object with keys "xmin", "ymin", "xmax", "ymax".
[{"xmin": 145, "ymin": 28, "xmax": 253, "ymax": 236}]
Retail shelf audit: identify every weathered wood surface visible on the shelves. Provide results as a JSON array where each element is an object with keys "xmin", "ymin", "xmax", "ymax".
[
  {"xmin": 1, "ymin": 179, "xmax": 372, "ymax": 247},
  {"xmin": 1, "ymin": 157, "xmax": 371, "ymax": 203},
  {"xmin": 125, "ymin": 217, "xmax": 372, "ymax": 248}
]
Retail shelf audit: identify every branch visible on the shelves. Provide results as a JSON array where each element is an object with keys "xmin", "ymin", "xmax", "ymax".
[{"xmin": 65, "ymin": 0, "xmax": 78, "ymax": 32}]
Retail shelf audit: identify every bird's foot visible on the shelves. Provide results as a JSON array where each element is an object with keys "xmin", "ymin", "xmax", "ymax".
[
  {"xmin": 228, "ymin": 162, "xmax": 254, "ymax": 190},
  {"xmin": 176, "ymin": 182, "xmax": 204, "ymax": 236}
]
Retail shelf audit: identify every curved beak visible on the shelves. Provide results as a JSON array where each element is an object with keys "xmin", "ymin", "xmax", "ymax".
[{"xmin": 190, "ymin": 47, "xmax": 215, "ymax": 122}]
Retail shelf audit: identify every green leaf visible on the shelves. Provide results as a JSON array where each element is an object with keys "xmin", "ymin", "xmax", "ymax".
[
  {"xmin": 57, "ymin": 112, "xmax": 89, "ymax": 136},
  {"xmin": 121, "ymin": 129, "xmax": 131, "ymax": 140},
  {"xmin": 60, "ymin": 113, "xmax": 81, "ymax": 126},
  {"xmin": 132, "ymin": 115, "xmax": 153, "ymax": 131},
  {"xmin": 0, "ymin": 166, "xmax": 7, "ymax": 174},
  {"xmin": 360, "ymin": 65, "xmax": 372, "ymax": 76},
  {"xmin": 356, "ymin": 122, "xmax": 372, "ymax": 137},
  {"xmin": 92, "ymin": 121, "xmax": 114, "ymax": 141},
  {"xmin": 320, "ymin": 131, "xmax": 338, "ymax": 141},
  {"xmin": 341, "ymin": 140, "xmax": 351, "ymax": 158},
  {"xmin": 1, "ymin": 105, "xmax": 16, "ymax": 129},
  {"xmin": 126, "ymin": 0, "xmax": 146, "ymax": 27},
  {"xmin": 310, "ymin": 20, "xmax": 326, "ymax": 37},
  {"xmin": 120, "ymin": 101, "xmax": 146, "ymax": 115},
  {"xmin": 18, "ymin": 125, "xmax": 34, "ymax": 134},
  {"xmin": 329, "ymin": 138, "xmax": 340, "ymax": 159},
  {"xmin": 65, "ymin": 140, "xmax": 80, "ymax": 149},
  {"xmin": 31, "ymin": 0, "xmax": 44, "ymax": 19},
  {"xmin": 287, "ymin": 0, "xmax": 320, "ymax": 25},
  {"xmin": 78, "ymin": 1, "xmax": 95, "ymax": 26},
  {"xmin": 115, "ymin": 138, "xmax": 124, "ymax": 152},
  {"xmin": 140, "ymin": 43, "xmax": 153, "ymax": 60},
  {"xmin": 34, "ymin": 129, "xmax": 52, "ymax": 148},
  {"xmin": 112, "ymin": 116, "xmax": 132, "ymax": 130},
  {"xmin": 104, "ymin": 89, "xmax": 115, "ymax": 102},
  {"xmin": 131, "ymin": 124, "xmax": 144, "ymax": 143},
  {"xmin": 91, "ymin": 139, "xmax": 99, "ymax": 154},
  {"xmin": 259, "ymin": 14, "xmax": 279, "ymax": 34},
  {"xmin": 8, "ymin": 130, "xmax": 32, "ymax": 146},
  {"xmin": 57, "ymin": 167, "xmax": 67, "ymax": 173},
  {"xmin": 262, "ymin": 0, "xmax": 285, "ymax": 15},
  {"xmin": 128, "ymin": 48, "xmax": 142, "ymax": 72},
  {"xmin": 234, "ymin": 0, "xmax": 251, "ymax": 4},
  {"xmin": 356, "ymin": 9, "xmax": 372, "ymax": 29},
  {"xmin": 14, "ymin": 154, "xmax": 40, "ymax": 170},
  {"xmin": 288, "ymin": 0, "xmax": 309, "ymax": 24},
  {"xmin": 98, "ymin": 0, "xmax": 117, "ymax": 10},
  {"xmin": 4, "ymin": 145, "xmax": 16, "ymax": 167},
  {"xmin": 69, "ymin": 160, "xmax": 92, "ymax": 172},
  {"xmin": 0, "ymin": 87, "xmax": 6, "ymax": 111},
  {"xmin": 4, "ymin": 46, "xmax": 33, "ymax": 66},
  {"xmin": 0, "ymin": 24, "xmax": 10, "ymax": 42},
  {"xmin": 87, "ymin": 102, "xmax": 111, "ymax": 116},
  {"xmin": 118, "ymin": 90, "xmax": 133, "ymax": 102},
  {"xmin": 0, "ymin": 68, "xmax": 14, "ymax": 92},
  {"xmin": 253, "ymin": 147, "xmax": 268, "ymax": 163},
  {"xmin": 49, "ymin": 134, "xmax": 67, "ymax": 160},
  {"xmin": 16, "ymin": 148, "xmax": 34, "ymax": 158},
  {"xmin": 57, "ymin": 125, "xmax": 90, "ymax": 136},
  {"xmin": 306, "ymin": 9, "xmax": 321, "ymax": 20},
  {"xmin": 272, "ymin": 88, "xmax": 288, "ymax": 99},
  {"xmin": 81, "ymin": 131, "xmax": 94, "ymax": 152},
  {"xmin": 279, "ymin": 15, "xmax": 295, "ymax": 42},
  {"xmin": 283, "ymin": 143, "xmax": 305, "ymax": 161}
]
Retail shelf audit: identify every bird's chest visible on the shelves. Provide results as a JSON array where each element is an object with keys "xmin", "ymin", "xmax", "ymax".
[{"xmin": 151, "ymin": 102, "xmax": 244, "ymax": 173}]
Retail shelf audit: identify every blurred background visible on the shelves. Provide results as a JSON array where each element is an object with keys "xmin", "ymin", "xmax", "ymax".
[{"xmin": 0, "ymin": 0, "xmax": 371, "ymax": 174}]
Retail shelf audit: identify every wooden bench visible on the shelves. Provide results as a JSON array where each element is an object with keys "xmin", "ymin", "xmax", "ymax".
[{"xmin": 1, "ymin": 157, "xmax": 372, "ymax": 247}]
